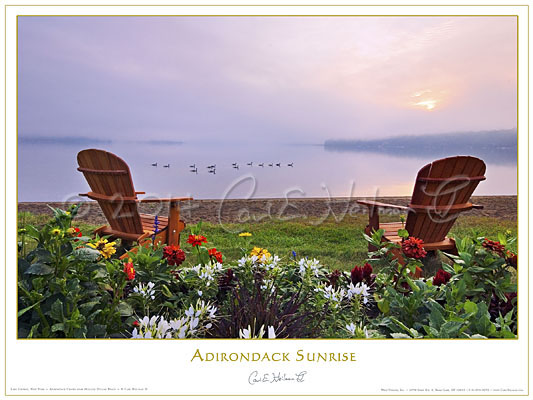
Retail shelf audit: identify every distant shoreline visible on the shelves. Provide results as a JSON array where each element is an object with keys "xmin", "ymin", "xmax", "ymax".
[{"xmin": 18, "ymin": 195, "xmax": 517, "ymax": 225}]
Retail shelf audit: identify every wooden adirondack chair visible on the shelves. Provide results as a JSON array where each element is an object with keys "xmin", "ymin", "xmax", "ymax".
[
  {"xmin": 77, "ymin": 149, "xmax": 192, "ymax": 248},
  {"xmin": 357, "ymin": 156, "xmax": 486, "ymax": 253}
]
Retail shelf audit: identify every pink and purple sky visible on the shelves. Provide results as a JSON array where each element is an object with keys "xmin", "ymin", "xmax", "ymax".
[{"xmin": 18, "ymin": 16, "xmax": 517, "ymax": 143}]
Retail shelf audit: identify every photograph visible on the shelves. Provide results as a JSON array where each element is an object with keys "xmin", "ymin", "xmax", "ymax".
[{"xmin": 16, "ymin": 14, "xmax": 518, "ymax": 341}]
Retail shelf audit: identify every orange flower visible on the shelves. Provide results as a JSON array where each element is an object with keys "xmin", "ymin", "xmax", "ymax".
[
  {"xmin": 401, "ymin": 237, "xmax": 427, "ymax": 259},
  {"xmin": 187, "ymin": 234, "xmax": 207, "ymax": 247},
  {"xmin": 163, "ymin": 245, "xmax": 186, "ymax": 266},
  {"xmin": 208, "ymin": 248, "xmax": 223, "ymax": 263},
  {"xmin": 123, "ymin": 260, "xmax": 135, "ymax": 281}
]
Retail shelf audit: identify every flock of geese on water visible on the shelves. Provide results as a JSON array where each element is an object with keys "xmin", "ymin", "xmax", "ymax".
[{"xmin": 151, "ymin": 162, "xmax": 294, "ymax": 175}]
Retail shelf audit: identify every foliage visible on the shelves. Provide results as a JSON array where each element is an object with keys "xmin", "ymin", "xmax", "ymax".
[{"xmin": 17, "ymin": 206, "xmax": 517, "ymax": 339}]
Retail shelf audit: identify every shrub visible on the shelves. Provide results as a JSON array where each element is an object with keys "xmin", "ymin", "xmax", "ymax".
[{"xmin": 17, "ymin": 206, "xmax": 517, "ymax": 339}]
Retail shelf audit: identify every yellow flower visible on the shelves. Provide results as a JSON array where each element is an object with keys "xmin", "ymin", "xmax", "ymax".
[
  {"xmin": 65, "ymin": 211, "xmax": 71, "ymax": 216},
  {"xmin": 239, "ymin": 232, "xmax": 252, "ymax": 237},
  {"xmin": 88, "ymin": 238, "xmax": 117, "ymax": 259},
  {"xmin": 250, "ymin": 247, "xmax": 271, "ymax": 263},
  {"xmin": 50, "ymin": 228, "xmax": 62, "ymax": 236},
  {"xmin": 67, "ymin": 227, "xmax": 76, "ymax": 235}
]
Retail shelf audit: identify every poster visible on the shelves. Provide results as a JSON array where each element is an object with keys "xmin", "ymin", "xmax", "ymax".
[{"xmin": 3, "ymin": 1, "xmax": 529, "ymax": 397}]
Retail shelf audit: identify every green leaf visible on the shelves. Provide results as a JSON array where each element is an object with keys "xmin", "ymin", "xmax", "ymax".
[
  {"xmin": 497, "ymin": 232, "xmax": 507, "ymax": 246},
  {"xmin": 60, "ymin": 242, "xmax": 73, "ymax": 256},
  {"xmin": 18, "ymin": 258, "xmax": 31, "ymax": 275},
  {"xmin": 390, "ymin": 333, "xmax": 412, "ymax": 339},
  {"xmin": 51, "ymin": 323, "xmax": 65, "ymax": 333},
  {"xmin": 73, "ymin": 247, "xmax": 100, "ymax": 262},
  {"xmin": 377, "ymin": 298, "xmax": 390, "ymax": 314},
  {"xmin": 464, "ymin": 301, "xmax": 478, "ymax": 315},
  {"xmin": 397, "ymin": 229, "xmax": 409, "ymax": 239},
  {"xmin": 439, "ymin": 321, "xmax": 463, "ymax": 338},
  {"xmin": 27, "ymin": 323, "xmax": 40, "ymax": 338},
  {"xmin": 24, "ymin": 224, "xmax": 41, "ymax": 239},
  {"xmin": 117, "ymin": 301, "xmax": 133, "ymax": 317},
  {"xmin": 78, "ymin": 301, "xmax": 99, "ymax": 315},
  {"xmin": 17, "ymin": 300, "xmax": 43, "ymax": 317},
  {"xmin": 161, "ymin": 284, "xmax": 173, "ymax": 298},
  {"xmin": 50, "ymin": 299, "xmax": 64, "ymax": 322},
  {"xmin": 429, "ymin": 308, "xmax": 445, "ymax": 330},
  {"xmin": 25, "ymin": 263, "xmax": 54, "ymax": 275},
  {"xmin": 458, "ymin": 252, "xmax": 473, "ymax": 265},
  {"xmin": 470, "ymin": 334, "xmax": 488, "ymax": 339},
  {"xmin": 499, "ymin": 330, "xmax": 516, "ymax": 339}
]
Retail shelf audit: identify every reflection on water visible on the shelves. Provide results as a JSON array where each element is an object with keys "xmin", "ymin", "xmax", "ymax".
[{"xmin": 18, "ymin": 141, "xmax": 517, "ymax": 202}]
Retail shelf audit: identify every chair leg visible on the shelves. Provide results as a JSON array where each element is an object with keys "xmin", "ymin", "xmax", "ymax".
[
  {"xmin": 366, "ymin": 206, "xmax": 380, "ymax": 252},
  {"xmin": 166, "ymin": 201, "xmax": 187, "ymax": 247}
]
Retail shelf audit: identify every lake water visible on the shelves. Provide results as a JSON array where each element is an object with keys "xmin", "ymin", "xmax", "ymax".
[{"xmin": 18, "ymin": 141, "xmax": 517, "ymax": 202}]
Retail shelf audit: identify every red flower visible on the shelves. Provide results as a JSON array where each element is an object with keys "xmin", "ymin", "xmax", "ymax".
[
  {"xmin": 133, "ymin": 320, "xmax": 140, "ymax": 327},
  {"xmin": 351, "ymin": 263, "xmax": 374, "ymax": 284},
  {"xmin": 123, "ymin": 261, "xmax": 135, "ymax": 281},
  {"xmin": 68, "ymin": 227, "xmax": 82, "ymax": 241},
  {"xmin": 362, "ymin": 263, "xmax": 373, "ymax": 280},
  {"xmin": 351, "ymin": 265, "xmax": 364, "ymax": 284},
  {"xmin": 187, "ymin": 234, "xmax": 208, "ymax": 247},
  {"xmin": 482, "ymin": 239, "xmax": 506, "ymax": 256},
  {"xmin": 433, "ymin": 269, "xmax": 452, "ymax": 286},
  {"xmin": 208, "ymin": 248, "xmax": 223, "ymax": 263},
  {"xmin": 401, "ymin": 237, "xmax": 427, "ymax": 259},
  {"xmin": 163, "ymin": 245, "xmax": 186, "ymax": 266}
]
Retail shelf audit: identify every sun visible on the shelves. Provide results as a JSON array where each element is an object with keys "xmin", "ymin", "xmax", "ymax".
[
  {"xmin": 413, "ymin": 99, "xmax": 437, "ymax": 110},
  {"xmin": 410, "ymin": 90, "xmax": 440, "ymax": 111}
]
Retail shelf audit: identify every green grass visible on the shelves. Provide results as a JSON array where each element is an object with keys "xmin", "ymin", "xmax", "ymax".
[{"xmin": 17, "ymin": 212, "xmax": 517, "ymax": 271}]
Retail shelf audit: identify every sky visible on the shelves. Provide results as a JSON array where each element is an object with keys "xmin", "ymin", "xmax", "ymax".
[{"xmin": 18, "ymin": 16, "xmax": 517, "ymax": 144}]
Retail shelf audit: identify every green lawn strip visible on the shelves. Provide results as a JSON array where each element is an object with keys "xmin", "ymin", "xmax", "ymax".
[{"xmin": 17, "ymin": 212, "xmax": 517, "ymax": 271}]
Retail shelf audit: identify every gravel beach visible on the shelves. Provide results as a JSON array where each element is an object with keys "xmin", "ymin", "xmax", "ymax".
[{"xmin": 18, "ymin": 195, "xmax": 517, "ymax": 225}]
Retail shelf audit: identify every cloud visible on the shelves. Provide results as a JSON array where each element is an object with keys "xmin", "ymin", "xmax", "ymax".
[{"xmin": 18, "ymin": 16, "xmax": 517, "ymax": 142}]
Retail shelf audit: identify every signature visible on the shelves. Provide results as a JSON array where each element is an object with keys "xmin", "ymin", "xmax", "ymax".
[{"xmin": 248, "ymin": 371, "xmax": 307, "ymax": 385}]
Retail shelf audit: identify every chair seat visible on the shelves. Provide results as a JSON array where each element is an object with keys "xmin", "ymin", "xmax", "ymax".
[
  {"xmin": 379, "ymin": 221, "xmax": 456, "ymax": 251},
  {"xmin": 97, "ymin": 213, "xmax": 169, "ymax": 241}
]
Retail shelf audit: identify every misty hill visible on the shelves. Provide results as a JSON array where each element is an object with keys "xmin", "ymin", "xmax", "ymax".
[
  {"xmin": 19, "ymin": 136, "xmax": 112, "ymax": 146},
  {"xmin": 324, "ymin": 129, "xmax": 517, "ymax": 165},
  {"xmin": 19, "ymin": 136, "xmax": 183, "ymax": 146}
]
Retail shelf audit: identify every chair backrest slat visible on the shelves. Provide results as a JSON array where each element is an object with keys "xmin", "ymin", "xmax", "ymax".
[
  {"xmin": 405, "ymin": 156, "xmax": 486, "ymax": 243},
  {"xmin": 77, "ymin": 149, "xmax": 144, "ymax": 234}
]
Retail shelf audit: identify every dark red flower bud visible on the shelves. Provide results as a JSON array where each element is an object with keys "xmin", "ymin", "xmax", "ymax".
[
  {"xmin": 351, "ymin": 266, "xmax": 364, "ymax": 284},
  {"xmin": 433, "ymin": 269, "xmax": 452, "ymax": 286},
  {"xmin": 362, "ymin": 263, "xmax": 373, "ymax": 280}
]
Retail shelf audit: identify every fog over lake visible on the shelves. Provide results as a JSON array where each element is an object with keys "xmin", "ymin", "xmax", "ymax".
[
  {"xmin": 18, "ymin": 138, "xmax": 516, "ymax": 202},
  {"xmin": 17, "ymin": 17, "xmax": 517, "ymax": 202}
]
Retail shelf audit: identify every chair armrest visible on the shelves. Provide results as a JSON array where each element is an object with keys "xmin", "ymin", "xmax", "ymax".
[
  {"xmin": 137, "ymin": 197, "xmax": 193, "ymax": 203},
  {"xmin": 135, "ymin": 191, "xmax": 146, "ymax": 195},
  {"xmin": 471, "ymin": 204, "xmax": 484, "ymax": 210},
  {"xmin": 357, "ymin": 200, "xmax": 409, "ymax": 211}
]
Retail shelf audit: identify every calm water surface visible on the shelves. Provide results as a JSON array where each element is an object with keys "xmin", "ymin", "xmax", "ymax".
[{"xmin": 18, "ymin": 141, "xmax": 517, "ymax": 202}]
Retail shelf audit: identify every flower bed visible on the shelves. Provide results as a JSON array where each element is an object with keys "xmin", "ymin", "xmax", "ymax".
[{"xmin": 17, "ymin": 205, "xmax": 517, "ymax": 339}]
